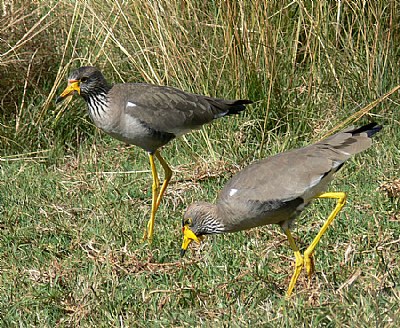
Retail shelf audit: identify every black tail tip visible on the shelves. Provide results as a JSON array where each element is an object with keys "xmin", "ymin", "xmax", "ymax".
[
  {"xmin": 227, "ymin": 99, "xmax": 253, "ymax": 115},
  {"xmin": 352, "ymin": 122, "xmax": 382, "ymax": 138},
  {"xmin": 236, "ymin": 99, "xmax": 253, "ymax": 105}
]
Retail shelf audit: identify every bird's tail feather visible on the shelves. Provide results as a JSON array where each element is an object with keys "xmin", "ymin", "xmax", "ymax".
[
  {"xmin": 348, "ymin": 122, "xmax": 382, "ymax": 138},
  {"xmin": 208, "ymin": 98, "xmax": 253, "ymax": 118},
  {"xmin": 316, "ymin": 122, "xmax": 382, "ymax": 159}
]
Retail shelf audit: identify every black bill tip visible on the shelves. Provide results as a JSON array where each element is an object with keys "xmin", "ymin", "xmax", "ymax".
[
  {"xmin": 55, "ymin": 96, "xmax": 64, "ymax": 104},
  {"xmin": 180, "ymin": 249, "xmax": 187, "ymax": 258}
]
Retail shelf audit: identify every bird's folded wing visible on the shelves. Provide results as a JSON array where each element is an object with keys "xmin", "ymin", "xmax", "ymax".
[{"xmin": 113, "ymin": 83, "xmax": 219, "ymax": 134}]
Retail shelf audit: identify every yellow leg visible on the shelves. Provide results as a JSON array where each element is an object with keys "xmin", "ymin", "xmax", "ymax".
[
  {"xmin": 284, "ymin": 191, "xmax": 346, "ymax": 297},
  {"xmin": 303, "ymin": 191, "xmax": 346, "ymax": 278},
  {"xmin": 284, "ymin": 228, "xmax": 304, "ymax": 298},
  {"xmin": 143, "ymin": 153, "xmax": 160, "ymax": 242},
  {"xmin": 154, "ymin": 150, "xmax": 172, "ymax": 211}
]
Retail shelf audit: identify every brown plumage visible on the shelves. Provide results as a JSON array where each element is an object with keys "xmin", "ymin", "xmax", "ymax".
[
  {"xmin": 56, "ymin": 66, "xmax": 251, "ymax": 152},
  {"xmin": 56, "ymin": 66, "xmax": 252, "ymax": 241},
  {"xmin": 181, "ymin": 123, "xmax": 382, "ymax": 296}
]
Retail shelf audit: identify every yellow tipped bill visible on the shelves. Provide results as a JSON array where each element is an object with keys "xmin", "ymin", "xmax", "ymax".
[
  {"xmin": 180, "ymin": 225, "xmax": 201, "ymax": 257},
  {"xmin": 56, "ymin": 80, "xmax": 80, "ymax": 103}
]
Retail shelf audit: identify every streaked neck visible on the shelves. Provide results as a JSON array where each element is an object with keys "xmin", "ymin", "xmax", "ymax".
[
  {"xmin": 86, "ymin": 92, "xmax": 110, "ymax": 121},
  {"xmin": 201, "ymin": 214, "xmax": 226, "ymax": 235},
  {"xmin": 189, "ymin": 202, "xmax": 226, "ymax": 235}
]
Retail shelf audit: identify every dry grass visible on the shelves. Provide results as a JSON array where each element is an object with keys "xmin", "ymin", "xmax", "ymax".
[
  {"xmin": 1, "ymin": 1, "xmax": 399, "ymax": 153},
  {"xmin": 380, "ymin": 178, "xmax": 400, "ymax": 199}
]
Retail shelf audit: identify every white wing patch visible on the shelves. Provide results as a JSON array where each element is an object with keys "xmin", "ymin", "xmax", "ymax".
[
  {"xmin": 229, "ymin": 188, "xmax": 238, "ymax": 196},
  {"xmin": 126, "ymin": 101, "xmax": 137, "ymax": 108}
]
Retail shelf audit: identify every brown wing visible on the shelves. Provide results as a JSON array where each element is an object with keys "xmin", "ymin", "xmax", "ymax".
[
  {"xmin": 110, "ymin": 83, "xmax": 249, "ymax": 135},
  {"xmin": 218, "ymin": 123, "xmax": 381, "ymax": 207}
]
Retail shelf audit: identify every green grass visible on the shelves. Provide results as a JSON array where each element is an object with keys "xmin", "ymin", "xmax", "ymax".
[
  {"xmin": 1, "ymin": 124, "xmax": 399, "ymax": 326},
  {"xmin": 1, "ymin": 0, "xmax": 400, "ymax": 326}
]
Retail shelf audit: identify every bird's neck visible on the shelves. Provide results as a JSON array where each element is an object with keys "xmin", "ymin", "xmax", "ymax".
[
  {"xmin": 197, "ymin": 204, "xmax": 226, "ymax": 235},
  {"xmin": 81, "ymin": 79, "xmax": 112, "ymax": 120},
  {"xmin": 85, "ymin": 91, "xmax": 111, "ymax": 121}
]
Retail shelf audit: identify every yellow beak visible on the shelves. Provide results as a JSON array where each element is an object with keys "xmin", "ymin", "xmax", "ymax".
[
  {"xmin": 180, "ymin": 225, "xmax": 201, "ymax": 257},
  {"xmin": 56, "ymin": 80, "xmax": 80, "ymax": 103}
]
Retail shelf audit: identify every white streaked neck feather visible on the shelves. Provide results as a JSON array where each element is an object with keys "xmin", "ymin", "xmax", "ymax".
[
  {"xmin": 200, "ymin": 214, "xmax": 226, "ymax": 235},
  {"xmin": 86, "ymin": 92, "xmax": 112, "ymax": 125}
]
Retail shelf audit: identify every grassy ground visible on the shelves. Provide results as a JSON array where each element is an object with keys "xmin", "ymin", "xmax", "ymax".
[
  {"xmin": 2, "ymin": 119, "xmax": 400, "ymax": 327},
  {"xmin": 1, "ymin": 0, "xmax": 400, "ymax": 326}
]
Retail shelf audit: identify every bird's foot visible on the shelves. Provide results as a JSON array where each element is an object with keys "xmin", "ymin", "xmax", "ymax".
[
  {"xmin": 286, "ymin": 251, "xmax": 304, "ymax": 298},
  {"xmin": 304, "ymin": 251, "xmax": 315, "ymax": 279},
  {"xmin": 142, "ymin": 219, "xmax": 154, "ymax": 243}
]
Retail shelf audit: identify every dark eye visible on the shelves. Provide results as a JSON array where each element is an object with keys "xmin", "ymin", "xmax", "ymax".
[
  {"xmin": 80, "ymin": 77, "xmax": 88, "ymax": 83},
  {"xmin": 183, "ymin": 218, "xmax": 192, "ymax": 226}
]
